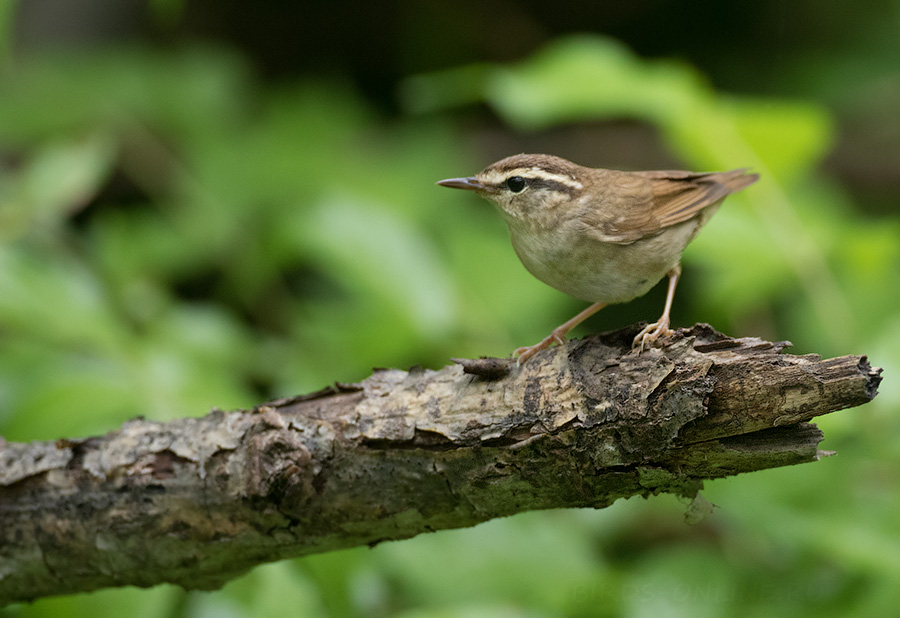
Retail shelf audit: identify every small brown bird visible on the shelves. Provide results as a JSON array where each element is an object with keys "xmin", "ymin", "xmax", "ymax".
[{"xmin": 437, "ymin": 154, "xmax": 758, "ymax": 364}]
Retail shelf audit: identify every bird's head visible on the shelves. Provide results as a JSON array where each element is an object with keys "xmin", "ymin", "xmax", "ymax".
[{"xmin": 437, "ymin": 154, "xmax": 587, "ymax": 222}]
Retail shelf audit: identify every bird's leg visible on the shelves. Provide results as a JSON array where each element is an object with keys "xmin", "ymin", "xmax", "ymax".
[
  {"xmin": 633, "ymin": 264, "xmax": 682, "ymax": 352},
  {"xmin": 514, "ymin": 302, "xmax": 607, "ymax": 365}
]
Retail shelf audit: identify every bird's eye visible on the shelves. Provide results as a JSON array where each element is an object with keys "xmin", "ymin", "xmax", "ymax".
[{"xmin": 506, "ymin": 176, "xmax": 526, "ymax": 193}]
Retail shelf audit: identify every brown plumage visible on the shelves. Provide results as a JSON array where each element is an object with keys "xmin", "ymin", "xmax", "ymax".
[{"xmin": 437, "ymin": 154, "xmax": 758, "ymax": 363}]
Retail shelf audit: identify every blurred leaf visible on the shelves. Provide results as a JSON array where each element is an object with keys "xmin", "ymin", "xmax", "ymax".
[
  {"xmin": 3, "ymin": 133, "xmax": 117, "ymax": 234},
  {"xmin": 394, "ymin": 606, "xmax": 548, "ymax": 618},
  {"xmin": 300, "ymin": 194, "xmax": 458, "ymax": 339},
  {"xmin": 0, "ymin": 244, "xmax": 124, "ymax": 350},
  {"xmin": 622, "ymin": 547, "xmax": 736, "ymax": 618},
  {"xmin": 138, "ymin": 303, "xmax": 258, "ymax": 417},
  {"xmin": 208, "ymin": 561, "xmax": 328, "ymax": 618},
  {"xmin": 368, "ymin": 511, "xmax": 604, "ymax": 615},
  {"xmin": 726, "ymin": 98, "xmax": 833, "ymax": 181},
  {"xmin": 0, "ymin": 340, "xmax": 134, "ymax": 440},
  {"xmin": 5, "ymin": 576, "xmax": 182, "ymax": 618},
  {"xmin": 0, "ymin": 46, "xmax": 247, "ymax": 144},
  {"xmin": 399, "ymin": 64, "xmax": 493, "ymax": 114},
  {"xmin": 687, "ymin": 202, "xmax": 794, "ymax": 318},
  {"xmin": 485, "ymin": 36, "xmax": 709, "ymax": 130},
  {"xmin": 0, "ymin": 0, "xmax": 15, "ymax": 63}
]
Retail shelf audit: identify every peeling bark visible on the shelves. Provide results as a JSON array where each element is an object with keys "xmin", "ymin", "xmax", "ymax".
[{"xmin": 0, "ymin": 324, "xmax": 882, "ymax": 605}]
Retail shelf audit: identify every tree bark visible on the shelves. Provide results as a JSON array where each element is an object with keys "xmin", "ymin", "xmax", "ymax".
[{"xmin": 0, "ymin": 324, "xmax": 882, "ymax": 605}]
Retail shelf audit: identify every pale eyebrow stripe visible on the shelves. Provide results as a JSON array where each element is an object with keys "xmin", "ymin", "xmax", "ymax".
[{"xmin": 481, "ymin": 168, "xmax": 584, "ymax": 192}]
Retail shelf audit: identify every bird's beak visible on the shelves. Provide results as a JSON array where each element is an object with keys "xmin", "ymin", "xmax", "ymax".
[{"xmin": 436, "ymin": 176, "xmax": 484, "ymax": 191}]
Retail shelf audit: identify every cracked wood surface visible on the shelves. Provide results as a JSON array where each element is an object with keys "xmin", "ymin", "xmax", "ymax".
[{"xmin": 0, "ymin": 323, "xmax": 882, "ymax": 605}]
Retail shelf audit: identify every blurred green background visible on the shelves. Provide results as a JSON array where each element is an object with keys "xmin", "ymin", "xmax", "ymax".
[{"xmin": 1, "ymin": 1, "xmax": 898, "ymax": 616}]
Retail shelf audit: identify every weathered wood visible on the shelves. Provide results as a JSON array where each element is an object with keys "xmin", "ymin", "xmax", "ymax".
[{"xmin": 0, "ymin": 324, "xmax": 882, "ymax": 605}]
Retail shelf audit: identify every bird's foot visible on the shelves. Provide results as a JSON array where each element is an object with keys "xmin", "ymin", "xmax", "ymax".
[
  {"xmin": 632, "ymin": 318, "xmax": 673, "ymax": 352},
  {"xmin": 513, "ymin": 329, "xmax": 568, "ymax": 365}
]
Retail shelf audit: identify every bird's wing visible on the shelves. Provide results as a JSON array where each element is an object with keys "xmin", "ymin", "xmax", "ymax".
[
  {"xmin": 582, "ymin": 169, "xmax": 757, "ymax": 244},
  {"xmin": 639, "ymin": 168, "xmax": 758, "ymax": 228}
]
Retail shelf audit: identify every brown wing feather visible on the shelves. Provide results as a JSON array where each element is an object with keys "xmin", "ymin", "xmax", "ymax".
[
  {"xmin": 638, "ymin": 168, "xmax": 758, "ymax": 228},
  {"xmin": 580, "ymin": 168, "xmax": 758, "ymax": 244}
]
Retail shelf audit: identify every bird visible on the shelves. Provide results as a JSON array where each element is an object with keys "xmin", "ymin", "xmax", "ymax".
[{"xmin": 436, "ymin": 153, "xmax": 758, "ymax": 364}]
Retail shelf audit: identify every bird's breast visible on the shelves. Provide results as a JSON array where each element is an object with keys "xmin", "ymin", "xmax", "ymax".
[{"xmin": 505, "ymin": 217, "xmax": 697, "ymax": 304}]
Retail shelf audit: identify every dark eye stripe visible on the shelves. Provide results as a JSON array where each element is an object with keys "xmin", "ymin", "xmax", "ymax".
[{"xmin": 528, "ymin": 178, "xmax": 579, "ymax": 195}]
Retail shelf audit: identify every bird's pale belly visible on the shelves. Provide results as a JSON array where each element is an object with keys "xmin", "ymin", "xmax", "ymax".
[{"xmin": 508, "ymin": 220, "xmax": 698, "ymax": 304}]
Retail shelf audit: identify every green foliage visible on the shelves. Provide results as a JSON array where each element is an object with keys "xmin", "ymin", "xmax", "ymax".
[{"xmin": 2, "ymin": 31, "xmax": 899, "ymax": 618}]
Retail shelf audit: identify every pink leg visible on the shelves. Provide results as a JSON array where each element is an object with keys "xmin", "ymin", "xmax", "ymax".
[
  {"xmin": 633, "ymin": 264, "xmax": 681, "ymax": 352},
  {"xmin": 514, "ymin": 301, "xmax": 607, "ymax": 365}
]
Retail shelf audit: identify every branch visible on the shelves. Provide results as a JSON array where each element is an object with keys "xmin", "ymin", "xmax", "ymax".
[{"xmin": 0, "ymin": 324, "xmax": 882, "ymax": 605}]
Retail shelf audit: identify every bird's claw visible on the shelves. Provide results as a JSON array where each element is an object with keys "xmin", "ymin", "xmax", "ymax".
[
  {"xmin": 632, "ymin": 319, "xmax": 672, "ymax": 352},
  {"xmin": 513, "ymin": 330, "xmax": 568, "ymax": 366}
]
